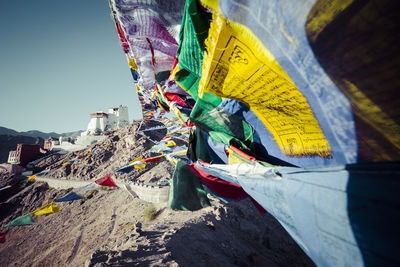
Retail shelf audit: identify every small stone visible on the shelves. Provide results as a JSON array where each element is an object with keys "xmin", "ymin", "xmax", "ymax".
[{"xmin": 206, "ymin": 221, "xmax": 216, "ymax": 231}]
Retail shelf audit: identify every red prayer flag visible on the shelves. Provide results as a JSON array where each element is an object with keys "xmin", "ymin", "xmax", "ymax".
[
  {"xmin": 187, "ymin": 164, "xmax": 266, "ymax": 215},
  {"xmin": 171, "ymin": 57, "xmax": 178, "ymax": 70},
  {"xmin": 95, "ymin": 174, "xmax": 118, "ymax": 187},
  {"xmin": 0, "ymin": 231, "xmax": 7, "ymax": 243},
  {"xmin": 164, "ymin": 92, "xmax": 187, "ymax": 107},
  {"xmin": 143, "ymin": 155, "xmax": 164, "ymax": 162}
]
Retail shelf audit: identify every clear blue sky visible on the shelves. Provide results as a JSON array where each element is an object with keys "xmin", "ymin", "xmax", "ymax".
[{"xmin": 0, "ymin": 0, "xmax": 142, "ymax": 133}]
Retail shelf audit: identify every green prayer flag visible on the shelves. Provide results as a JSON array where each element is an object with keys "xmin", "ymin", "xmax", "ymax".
[
  {"xmin": 168, "ymin": 160, "xmax": 210, "ymax": 211},
  {"xmin": 176, "ymin": 0, "xmax": 211, "ymax": 77},
  {"xmin": 4, "ymin": 214, "xmax": 34, "ymax": 227},
  {"xmin": 174, "ymin": 0, "xmax": 253, "ymax": 149}
]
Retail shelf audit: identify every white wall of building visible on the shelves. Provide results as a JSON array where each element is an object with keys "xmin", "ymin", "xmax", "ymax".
[
  {"xmin": 81, "ymin": 105, "xmax": 129, "ymax": 136},
  {"xmin": 75, "ymin": 135, "xmax": 107, "ymax": 147},
  {"xmin": 83, "ymin": 116, "xmax": 106, "ymax": 135},
  {"xmin": 116, "ymin": 106, "xmax": 129, "ymax": 128},
  {"xmin": 7, "ymin": 151, "xmax": 17, "ymax": 164}
]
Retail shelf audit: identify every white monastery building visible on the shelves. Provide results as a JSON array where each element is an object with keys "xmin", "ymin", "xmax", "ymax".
[{"xmin": 81, "ymin": 105, "xmax": 129, "ymax": 136}]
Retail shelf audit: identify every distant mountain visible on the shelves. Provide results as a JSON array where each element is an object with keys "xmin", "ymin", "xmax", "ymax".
[
  {"xmin": 19, "ymin": 130, "xmax": 62, "ymax": 139},
  {"xmin": 0, "ymin": 126, "xmax": 83, "ymax": 139},
  {"xmin": 0, "ymin": 127, "xmax": 19, "ymax": 136}
]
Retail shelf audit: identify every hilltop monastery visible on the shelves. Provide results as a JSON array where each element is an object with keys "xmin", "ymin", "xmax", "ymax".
[{"xmin": 81, "ymin": 105, "xmax": 129, "ymax": 136}]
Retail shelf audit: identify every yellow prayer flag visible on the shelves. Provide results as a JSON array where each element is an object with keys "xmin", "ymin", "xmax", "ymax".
[
  {"xmin": 156, "ymin": 140, "xmax": 177, "ymax": 153},
  {"xmin": 167, "ymin": 156, "xmax": 179, "ymax": 165},
  {"xmin": 198, "ymin": 11, "xmax": 331, "ymax": 158},
  {"xmin": 31, "ymin": 202, "xmax": 61, "ymax": 216},
  {"xmin": 28, "ymin": 175, "xmax": 37, "ymax": 182},
  {"xmin": 227, "ymin": 148, "xmax": 244, "ymax": 165},
  {"xmin": 171, "ymin": 149, "xmax": 188, "ymax": 156},
  {"xmin": 166, "ymin": 140, "xmax": 176, "ymax": 147},
  {"xmin": 171, "ymin": 105, "xmax": 186, "ymax": 125},
  {"xmin": 151, "ymin": 90, "xmax": 157, "ymax": 99},
  {"xmin": 128, "ymin": 57, "xmax": 138, "ymax": 70},
  {"xmin": 169, "ymin": 63, "xmax": 180, "ymax": 81},
  {"xmin": 134, "ymin": 163, "xmax": 146, "ymax": 170}
]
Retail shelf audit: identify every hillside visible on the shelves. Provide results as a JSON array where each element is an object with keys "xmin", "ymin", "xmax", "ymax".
[{"xmin": 0, "ymin": 122, "xmax": 314, "ymax": 266}]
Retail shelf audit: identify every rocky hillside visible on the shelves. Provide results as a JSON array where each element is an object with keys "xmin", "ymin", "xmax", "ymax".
[
  {"xmin": 44, "ymin": 120, "xmax": 176, "ymax": 184},
  {"xmin": 0, "ymin": 122, "xmax": 314, "ymax": 266}
]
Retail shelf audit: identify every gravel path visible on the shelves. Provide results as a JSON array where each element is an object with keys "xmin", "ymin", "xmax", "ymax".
[
  {"xmin": 36, "ymin": 176, "xmax": 97, "ymax": 189},
  {"xmin": 35, "ymin": 176, "xmax": 169, "ymax": 204}
]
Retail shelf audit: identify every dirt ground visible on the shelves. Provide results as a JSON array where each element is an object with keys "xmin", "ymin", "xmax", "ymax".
[{"xmin": 0, "ymin": 183, "xmax": 314, "ymax": 266}]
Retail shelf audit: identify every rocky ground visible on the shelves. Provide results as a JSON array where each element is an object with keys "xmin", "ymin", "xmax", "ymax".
[
  {"xmin": 0, "ymin": 121, "xmax": 315, "ymax": 266},
  {"xmin": 45, "ymin": 120, "xmax": 176, "ymax": 185}
]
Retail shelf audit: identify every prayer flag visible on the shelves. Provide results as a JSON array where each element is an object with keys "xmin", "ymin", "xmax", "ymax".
[
  {"xmin": 95, "ymin": 174, "xmax": 118, "ymax": 187},
  {"xmin": 31, "ymin": 202, "xmax": 61, "ymax": 216}
]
